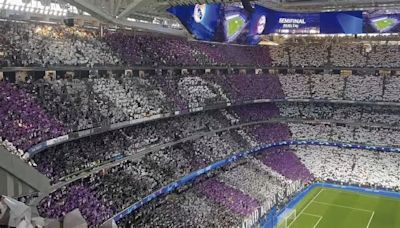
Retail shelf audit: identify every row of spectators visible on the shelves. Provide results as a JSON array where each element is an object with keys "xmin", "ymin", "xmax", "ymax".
[
  {"xmin": 278, "ymin": 102, "xmax": 400, "ymax": 127},
  {"xmin": 0, "ymin": 81, "xmax": 67, "ymax": 151},
  {"xmin": 0, "ymin": 21, "xmax": 271, "ymax": 67},
  {"xmin": 270, "ymin": 36, "xmax": 400, "ymax": 67},
  {"xmin": 288, "ymin": 122, "xmax": 400, "ymax": 147},
  {"xmin": 278, "ymin": 73, "xmax": 400, "ymax": 102},
  {"xmin": 4, "ymin": 21, "xmax": 400, "ymax": 68},
  {"xmin": 0, "ymin": 22, "xmax": 120, "ymax": 67},
  {"xmin": 294, "ymin": 145, "xmax": 400, "ymax": 191},
  {"xmin": 108, "ymin": 31, "xmax": 273, "ymax": 66}
]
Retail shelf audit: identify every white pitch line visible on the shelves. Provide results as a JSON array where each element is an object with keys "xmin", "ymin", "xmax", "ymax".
[
  {"xmin": 312, "ymin": 201, "xmax": 373, "ymax": 213},
  {"xmin": 302, "ymin": 213, "xmax": 323, "ymax": 228},
  {"xmin": 303, "ymin": 212, "xmax": 322, "ymax": 218},
  {"xmin": 366, "ymin": 211, "xmax": 375, "ymax": 228},
  {"xmin": 287, "ymin": 189, "xmax": 324, "ymax": 228},
  {"xmin": 323, "ymin": 188, "xmax": 400, "ymax": 203},
  {"xmin": 313, "ymin": 216, "xmax": 323, "ymax": 228}
]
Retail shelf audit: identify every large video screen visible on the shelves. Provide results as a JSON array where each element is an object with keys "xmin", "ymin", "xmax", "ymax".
[
  {"xmin": 364, "ymin": 10, "xmax": 400, "ymax": 33},
  {"xmin": 259, "ymin": 6, "xmax": 320, "ymax": 34},
  {"xmin": 168, "ymin": 3, "xmax": 382, "ymax": 45},
  {"xmin": 321, "ymin": 11, "xmax": 363, "ymax": 34},
  {"xmin": 167, "ymin": 4, "xmax": 222, "ymax": 41},
  {"xmin": 168, "ymin": 3, "xmax": 266, "ymax": 45}
]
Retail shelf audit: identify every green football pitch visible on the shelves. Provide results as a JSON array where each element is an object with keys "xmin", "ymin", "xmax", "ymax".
[
  {"xmin": 280, "ymin": 187, "xmax": 400, "ymax": 228},
  {"xmin": 227, "ymin": 16, "xmax": 245, "ymax": 37},
  {"xmin": 373, "ymin": 18, "xmax": 396, "ymax": 31}
]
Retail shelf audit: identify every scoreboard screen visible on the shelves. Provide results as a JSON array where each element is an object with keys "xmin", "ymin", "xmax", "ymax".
[
  {"xmin": 168, "ymin": 3, "xmax": 266, "ymax": 45},
  {"xmin": 168, "ymin": 3, "xmax": 399, "ymax": 45},
  {"xmin": 364, "ymin": 10, "xmax": 400, "ymax": 33}
]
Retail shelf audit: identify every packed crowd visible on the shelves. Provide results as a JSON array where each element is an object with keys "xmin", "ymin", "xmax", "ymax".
[
  {"xmin": 0, "ymin": 81, "xmax": 66, "ymax": 151},
  {"xmin": 1, "ymin": 72, "xmax": 286, "ymax": 155},
  {"xmin": 34, "ymin": 111, "xmax": 228, "ymax": 182},
  {"xmin": 0, "ymin": 21, "xmax": 271, "ymax": 67},
  {"xmin": 278, "ymin": 73, "xmax": 400, "ymax": 102},
  {"xmin": 270, "ymin": 36, "xmax": 400, "ymax": 68},
  {"xmin": 3, "ymin": 79, "xmax": 400, "ymax": 227},
  {"xmin": 0, "ymin": 22, "xmax": 120, "ymax": 67},
  {"xmin": 3, "ymin": 20, "xmax": 400, "ymax": 69},
  {"xmin": 278, "ymin": 102, "xmax": 400, "ymax": 127},
  {"xmin": 4, "ymin": 19, "xmax": 400, "ymax": 228},
  {"xmin": 105, "ymin": 32, "xmax": 271, "ymax": 67},
  {"xmin": 4, "ymin": 70, "xmax": 400, "ymax": 182},
  {"xmin": 288, "ymin": 122, "xmax": 400, "ymax": 147},
  {"xmin": 295, "ymin": 145, "xmax": 400, "ymax": 190},
  {"xmin": 38, "ymin": 102, "xmax": 400, "ymax": 227},
  {"xmin": 36, "ymin": 103, "xmax": 313, "ymax": 227}
]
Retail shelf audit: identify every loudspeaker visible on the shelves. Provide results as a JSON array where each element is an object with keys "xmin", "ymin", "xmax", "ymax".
[
  {"xmin": 63, "ymin": 18, "xmax": 74, "ymax": 27},
  {"xmin": 241, "ymin": 0, "xmax": 254, "ymax": 13}
]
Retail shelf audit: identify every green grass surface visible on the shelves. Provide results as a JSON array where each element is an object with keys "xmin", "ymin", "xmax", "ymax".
[
  {"xmin": 374, "ymin": 18, "xmax": 396, "ymax": 30},
  {"xmin": 279, "ymin": 187, "xmax": 400, "ymax": 228},
  {"xmin": 227, "ymin": 16, "xmax": 244, "ymax": 37}
]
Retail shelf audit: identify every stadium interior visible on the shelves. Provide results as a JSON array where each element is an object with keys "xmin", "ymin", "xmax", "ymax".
[{"xmin": 2, "ymin": 0, "xmax": 400, "ymax": 228}]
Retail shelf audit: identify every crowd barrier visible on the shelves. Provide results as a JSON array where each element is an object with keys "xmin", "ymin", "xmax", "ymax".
[
  {"xmin": 105, "ymin": 139, "xmax": 400, "ymax": 226},
  {"xmin": 26, "ymin": 98, "xmax": 400, "ymax": 157},
  {"xmin": 260, "ymin": 182, "xmax": 400, "ymax": 228}
]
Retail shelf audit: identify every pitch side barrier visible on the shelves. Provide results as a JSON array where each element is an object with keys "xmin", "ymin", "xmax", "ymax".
[
  {"xmin": 26, "ymin": 98, "xmax": 400, "ymax": 157},
  {"xmin": 104, "ymin": 140, "xmax": 400, "ymax": 225},
  {"xmin": 260, "ymin": 182, "xmax": 400, "ymax": 228}
]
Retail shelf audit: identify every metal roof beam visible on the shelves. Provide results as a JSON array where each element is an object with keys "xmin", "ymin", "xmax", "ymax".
[
  {"xmin": 117, "ymin": 0, "xmax": 144, "ymax": 19},
  {"xmin": 63, "ymin": 0, "xmax": 187, "ymax": 36}
]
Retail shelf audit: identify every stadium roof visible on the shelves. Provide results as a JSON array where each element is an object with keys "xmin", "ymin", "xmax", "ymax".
[
  {"xmin": 4, "ymin": 0, "xmax": 400, "ymax": 35},
  {"xmin": 61, "ymin": 0, "xmax": 400, "ymax": 27}
]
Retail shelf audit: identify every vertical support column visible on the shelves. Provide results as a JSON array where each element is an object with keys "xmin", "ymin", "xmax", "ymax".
[
  {"xmin": 7, "ymin": 173, "xmax": 14, "ymax": 196},
  {"xmin": 0, "ymin": 168, "xmax": 8, "ymax": 196}
]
